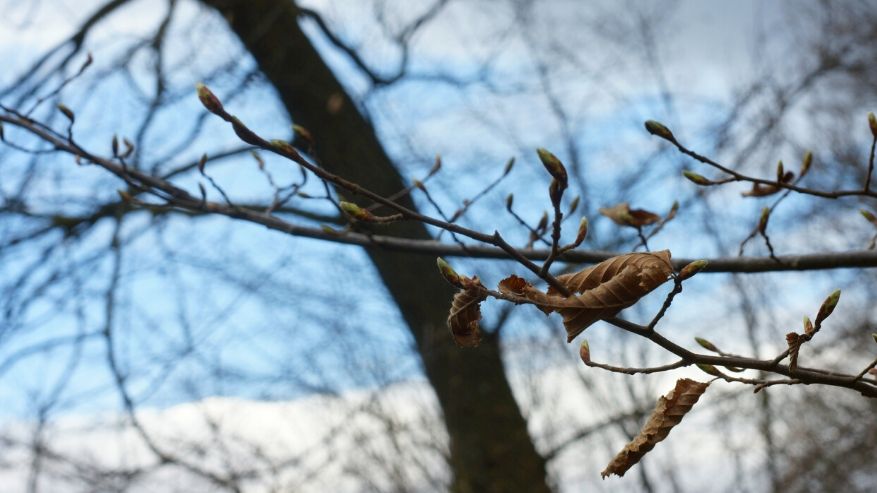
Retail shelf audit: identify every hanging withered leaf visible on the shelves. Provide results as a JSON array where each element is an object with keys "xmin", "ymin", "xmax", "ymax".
[
  {"xmin": 498, "ymin": 251, "xmax": 673, "ymax": 341},
  {"xmin": 446, "ymin": 275, "xmax": 488, "ymax": 347},
  {"xmin": 601, "ymin": 378, "xmax": 710, "ymax": 479},
  {"xmin": 742, "ymin": 182, "xmax": 781, "ymax": 197},
  {"xmin": 599, "ymin": 202, "xmax": 661, "ymax": 228}
]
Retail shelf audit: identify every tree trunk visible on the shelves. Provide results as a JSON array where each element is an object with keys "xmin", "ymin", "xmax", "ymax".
[{"xmin": 201, "ymin": 1, "xmax": 550, "ymax": 491}]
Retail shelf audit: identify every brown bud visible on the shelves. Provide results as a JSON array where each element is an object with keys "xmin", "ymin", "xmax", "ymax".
[
  {"xmin": 195, "ymin": 83, "xmax": 224, "ymax": 115},
  {"xmin": 198, "ymin": 182, "xmax": 207, "ymax": 202},
  {"xmin": 800, "ymin": 151, "xmax": 813, "ymax": 178},
  {"xmin": 81, "ymin": 52, "xmax": 93, "ymax": 71},
  {"xmin": 574, "ymin": 217, "xmax": 589, "ymax": 246},
  {"xmin": 683, "ymin": 170, "xmax": 712, "ymax": 186},
  {"xmin": 567, "ymin": 195, "xmax": 581, "ymax": 215},
  {"xmin": 292, "ymin": 124, "xmax": 313, "ymax": 148},
  {"xmin": 270, "ymin": 139, "xmax": 301, "ymax": 159},
  {"xmin": 503, "ymin": 157, "xmax": 515, "ymax": 175},
  {"xmin": 117, "ymin": 190, "xmax": 132, "ymax": 202},
  {"xmin": 506, "ymin": 193, "xmax": 514, "ymax": 211},
  {"xmin": 678, "ymin": 259, "xmax": 708, "ymax": 281},
  {"xmin": 579, "ymin": 340, "xmax": 591, "ymax": 363},
  {"xmin": 549, "ymin": 179, "xmax": 565, "ymax": 205},
  {"xmin": 121, "ymin": 138, "xmax": 135, "ymax": 158},
  {"xmin": 815, "ymin": 289, "xmax": 841, "ymax": 325},
  {"xmin": 644, "ymin": 120, "xmax": 676, "ymax": 142},
  {"xmin": 198, "ymin": 154, "xmax": 208, "ymax": 174},
  {"xmin": 667, "ymin": 200, "xmax": 679, "ymax": 220},
  {"xmin": 869, "ymin": 112, "xmax": 877, "ymax": 139},
  {"xmin": 758, "ymin": 207, "xmax": 770, "ymax": 234},
  {"xmin": 695, "ymin": 337, "xmax": 719, "ymax": 353},
  {"xmin": 57, "ymin": 103, "xmax": 75, "ymax": 123},
  {"xmin": 111, "ymin": 135, "xmax": 119, "ymax": 156},
  {"xmin": 536, "ymin": 148, "xmax": 568, "ymax": 187},
  {"xmin": 536, "ymin": 211, "xmax": 549, "ymax": 231},
  {"xmin": 0, "ymin": 122, "xmax": 4, "ymax": 141},
  {"xmin": 230, "ymin": 116, "xmax": 261, "ymax": 146},
  {"xmin": 776, "ymin": 161, "xmax": 784, "ymax": 182},
  {"xmin": 872, "ymin": 333, "xmax": 877, "ymax": 344},
  {"xmin": 430, "ymin": 155, "xmax": 442, "ymax": 175}
]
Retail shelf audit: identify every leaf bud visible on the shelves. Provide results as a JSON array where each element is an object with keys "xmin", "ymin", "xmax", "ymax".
[
  {"xmin": 436, "ymin": 257, "xmax": 462, "ymax": 287},
  {"xmin": 800, "ymin": 151, "xmax": 813, "ymax": 178},
  {"xmin": 683, "ymin": 170, "xmax": 712, "ymax": 186},
  {"xmin": 695, "ymin": 337, "xmax": 719, "ymax": 353},
  {"xmin": 536, "ymin": 148, "xmax": 568, "ymax": 187},
  {"xmin": 195, "ymin": 83, "xmax": 223, "ymax": 115},
  {"xmin": 678, "ymin": 259, "xmax": 708, "ymax": 281},
  {"xmin": 644, "ymin": 120, "xmax": 676, "ymax": 142},
  {"xmin": 503, "ymin": 157, "xmax": 515, "ymax": 175},
  {"xmin": 758, "ymin": 207, "xmax": 770, "ymax": 234},
  {"xmin": 57, "ymin": 103, "xmax": 75, "ymax": 122},
  {"xmin": 815, "ymin": 289, "xmax": 841, "ymax": 325},
  {"xmin": 803, "ymin": 316, "xmax": 814, "ymax": 336},
  {"xmin": 579, "ymin": 339, "xmax": 591, "ymax": 363}
]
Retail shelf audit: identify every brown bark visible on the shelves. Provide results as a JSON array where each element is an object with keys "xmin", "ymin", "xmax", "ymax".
[{"xmin": 200, "ymin": 1, "xmax": 550, "ymax": 491}]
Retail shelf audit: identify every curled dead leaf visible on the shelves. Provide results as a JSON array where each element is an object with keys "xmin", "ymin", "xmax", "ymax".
[
  {"xmin": 599, "ymin": 202, "xmax": 661, "ymax": 228},
  {"xmin": 742, "ymin": 183, "xmax": 781, "ymax": 197},
  {"xmin": 499, "ymin": 251, "xmax": 673, "ymax": 341},
  {"xmin": 602, "ymin": 378, "xmax": 710, "ymax": 479},
  {"xmin": 447, "ymin": 276, "xmax": 487, "ymax": 347}
]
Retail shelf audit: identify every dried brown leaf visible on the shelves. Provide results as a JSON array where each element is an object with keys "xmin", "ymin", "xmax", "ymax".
[
  {"xmin": 741, "ymin": 183, "xmax": 780, "ymax": 197},
  {"xmin": 500, "ymin": 251, "xmax": 673, "ymax": 341},
  {"xmin": 599, "ymin": 202, "xmax": 661, "ymax": 227},
  {"xmin": 447, "ymin": 277, "xmax": 487, "ymax": 347},
  {"xmin": 602, "ymin": 378, "xmax": 710, "ymax": 479}
]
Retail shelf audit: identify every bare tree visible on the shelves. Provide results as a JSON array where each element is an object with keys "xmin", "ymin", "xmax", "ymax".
[{"xmin": 2, "ymin": 1, "xmax": 877, "ymax": 492}]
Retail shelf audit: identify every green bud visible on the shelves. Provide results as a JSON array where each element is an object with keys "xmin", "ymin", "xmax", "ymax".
[
  {"xmin": 800, "ymin": 151, "xmax": 813, "ymax": 178},
  {"xmin": 683, "ymin": 170, "xmax": 712, "ymax": 186},
  {"xmin": 861, "ymin": 209, "xmax": 877, "ymax": 225},
  {"xmin": 436, "ymin": 257, "xmax": 461, "ymax": 287},
  {"xmin": 536, "ymin": 148, "xmax": 568, "ymax": 186},
  {"xmin": 339, "ymin": 201, "xmax": 372, "ymax": 221},
  {"xmin": 697, "ymin": 363, "xmax": 721, "ymax": 377},
  {"xmin": 758, "ymin": 207, "xmax": 770, "ymax": 233},
  {"xmin": 644, "ymin": 120, "xmax": 676, "ymax": 142},
  {"xmin": 695, "ymin": 337, "xmax": 719, "ymax": 353},
  {"xmin": 679, "ymin": 260, "xmax": 708, "ymax": 281},
  {"xmin": 292, "ymin": 124, "xmax": 313, "ymax": 147},
  {"xmin": 803, "ymin": 316, "xmax": 814, "ymax": 336},
  {"xmin": 815, "ymin": 289, "xmax": 841, "ymax": 325}
]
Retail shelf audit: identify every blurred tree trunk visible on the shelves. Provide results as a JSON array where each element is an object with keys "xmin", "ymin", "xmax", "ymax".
[{"xmin": 201, "ymin": 1, "xmax": 550, "ymax": 491}]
